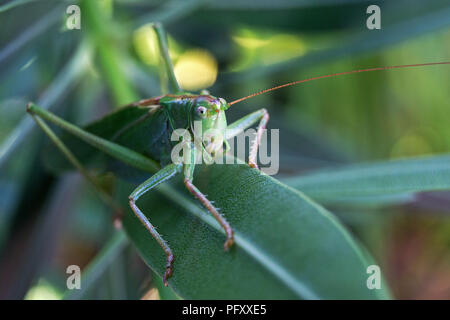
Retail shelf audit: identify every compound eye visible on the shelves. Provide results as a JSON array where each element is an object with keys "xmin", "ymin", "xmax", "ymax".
[{"xmin": 197, "ymin": 106, "xmax": 207, "ymax": 117}]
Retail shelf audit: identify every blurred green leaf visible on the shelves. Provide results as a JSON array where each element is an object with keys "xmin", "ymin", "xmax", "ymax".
[
  {"xmin": 134, "ymin": 0, "xmax": 207, "ymax": 26},
  {"xmin": 283, "ymin": 154, "xmax": 450, "ymax": 207},
  {"xmin": 0, "ymin": 0, "xmax": 38, "ymax": 13},
  {"xmin": 63, "ymin": 231, "xmax": 128, "ymax": 300},
  {"xmin": 206, "ymin": 0, "xmax": 374, "ymax": 10},
  {"xmin": 119, "ymin": 164, "xmax": 390, "ymax": 299},
  {"xmin": 0, "ymin": 6, "xmax": 61, "ymax": 63},
  {"xmin": 0, "ymin": 42, "xmax": 91, "ymax": 168},
  {"xmin": 215, "ymin": 2, "xmax": 450, "ymax": 86}
]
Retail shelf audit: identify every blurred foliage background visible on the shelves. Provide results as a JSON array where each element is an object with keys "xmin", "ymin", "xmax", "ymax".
[{"xmin": 0, "ymin": 0, "xmax": 449, "ymax": 299}]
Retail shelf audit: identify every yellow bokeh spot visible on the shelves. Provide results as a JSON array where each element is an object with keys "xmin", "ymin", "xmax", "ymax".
[
  {"xmin": 25, "ymin": 279, "xmax": 62, "ymax": 300},
  {"xmin": 390, "ymin": 133, "xmax": 432, "ymax": 159},
  {"xmin": 231, "ymin": 28, "xmax": 307, "ymax": 71},
  {"xmin": 174, "ymin": 49, "xmax": 218, "ymax": 91},
  {"xmin": 260, "ymin": 34, "xmax": 306, "ymax": 65},
  {"xmin": 133, "ymin": 24, "xmax": 180, "ymax": 66},
  {"xmin": 232, "ymin": 28, "xmax": 270, "ymax": 49},
  {"xmin": 133, "ymin": 25, "xmax": 160, "ymax": 65},
  {"xmin": 99, "ymin": 0, "xmax": 113, "ymax": 17}
]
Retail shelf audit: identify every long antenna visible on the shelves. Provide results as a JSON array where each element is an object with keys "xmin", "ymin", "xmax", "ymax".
[{"xmin": 228, "ymin": 62, "xmax": 450, "ymax": 106}]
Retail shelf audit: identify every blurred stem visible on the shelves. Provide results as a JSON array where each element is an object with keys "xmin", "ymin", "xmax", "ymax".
[
  {"xmin": 81, "ymin": 0, "xmax": 138, "ymax": 106},
  {"xmin": 63, "ymin": 231, "xmax": 128, "ymax": 300},
  {"xmin": 153, "ymin": 23, "xmax": 181, "ymax": 93},
  {"xmin": 107, "ymin": 250, "xmax": 127, "ymax": 299}
]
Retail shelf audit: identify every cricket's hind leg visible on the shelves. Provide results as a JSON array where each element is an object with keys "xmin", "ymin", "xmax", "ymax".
[
  {"xmin": 225, "ymin": 108, "xmax": 269, "ymax": 169},
  {"xmin": 27, "ymin": 103, "xmax": 123, "ymax": 219},
  {"xmin": 128, "ymin": 163, "xmax": 182, "ymax": 286},
  {"xmin": 27, "ymin": 102, "xmax": 160, "ymax": 226}
]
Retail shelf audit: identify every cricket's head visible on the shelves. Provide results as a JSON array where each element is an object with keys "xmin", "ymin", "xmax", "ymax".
[{"xmin": 190, "ymin": 95, "xmax": 229, "ymax": 156}]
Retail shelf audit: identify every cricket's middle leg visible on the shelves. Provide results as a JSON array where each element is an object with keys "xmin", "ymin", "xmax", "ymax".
[{"xmin": 225, "ymin": 108, "xmax": 269, "ymax": 169}]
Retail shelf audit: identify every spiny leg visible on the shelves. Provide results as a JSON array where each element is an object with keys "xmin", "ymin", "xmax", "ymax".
[
  {"xmin": 183, "ymin": 145, "xmax": 234, "ymax": 250},
  {"xmin": 27, "ymin": 103, "xmax": 160, "ymax": 173},
  {"xmin": 129, "ymin": 163, "xmax": 182, "ymax": 286},
  {"xmin": 225, "ymin": 108, "xmax": 269, "ymax": 169},
  {"xmin": 27, "ymin": 102, "xmax": 160, "ymax": 226},
  {"xmin": 184, "ymin": 179, "xmax": 235, "ymax": 250},
  {"xmin": 28, "ymin": 111, "xmax": 123, "ymax": 219}
]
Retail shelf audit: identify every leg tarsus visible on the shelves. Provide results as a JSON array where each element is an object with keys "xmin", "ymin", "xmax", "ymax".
[
  {"xmin": 163, "ymin": 254, "xmax": 174, "ymax": 286},
  {"xmin": 248, "ymin": 162, "xmax": 258, "ymax": 169},
  {"xmin": 224, "ymin": 237, "xmax": 234, "ymax": 251}
]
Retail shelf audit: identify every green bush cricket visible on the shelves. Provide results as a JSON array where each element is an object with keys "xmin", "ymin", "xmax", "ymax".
[{"xmin": 26, "ymin": 23, "xmax": 449, "ymax": 286}]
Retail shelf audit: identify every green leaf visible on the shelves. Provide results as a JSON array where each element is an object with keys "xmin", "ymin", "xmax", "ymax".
[
  {"xmin": 118, "ymin": 164, "xmax": 390, "ymax": 299},
  {"xmin": 283, "ymin": 154, "xmax": 450, "ymax": 206}
]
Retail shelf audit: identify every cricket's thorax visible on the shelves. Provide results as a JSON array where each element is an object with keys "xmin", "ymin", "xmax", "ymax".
[
  {"xmin": 160, "ymin": 94, "xmax": 196, "ymax": 131},
  {"xmin": 155, "ymin": 93, "xmax": 229, "ymax": 160},
  {"xmin": 105, "ymin": 94, "xmax": 229, "ymax": 169},
  {"xmin": 160, "ymin": 93, "xmax": 228, "ymax": 143}
]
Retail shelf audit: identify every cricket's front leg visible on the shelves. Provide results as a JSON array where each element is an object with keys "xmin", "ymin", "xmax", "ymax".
[
  {"xmin": 128, "ymin": 163, "xmax": 183, "ymax": 286},
  {"xmin": 225, "ymin": 108, "xmax": 269, "ymax": 169},
  {"xmin": 183, "ymin": 146, "xmax": 234, "ymax": 250}
]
